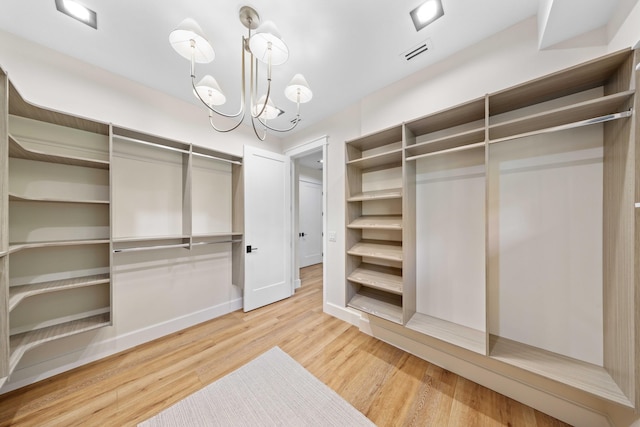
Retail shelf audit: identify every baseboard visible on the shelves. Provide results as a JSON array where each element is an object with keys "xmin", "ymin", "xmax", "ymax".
[{"xmin": 1, "ymin": 297, "xmax": 243, "ymax": 394}]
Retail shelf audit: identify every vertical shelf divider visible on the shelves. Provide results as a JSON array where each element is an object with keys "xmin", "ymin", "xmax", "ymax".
[
  {"xmin": 0, "ymin": 69, "xmax": 8, "ymax": 383},
  {"xmin": 402, "ymin": 124, "xmax": 416, "ymax": 324}
]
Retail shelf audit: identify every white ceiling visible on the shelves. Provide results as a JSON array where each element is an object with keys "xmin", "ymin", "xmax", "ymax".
[{"xmin": 0, "ymin": 0, "xmax": 633, "ymax": 135}]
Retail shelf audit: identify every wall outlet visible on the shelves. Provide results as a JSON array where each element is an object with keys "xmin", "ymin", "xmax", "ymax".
[{"xmin": 328, "ymin": 231, "xmax": 337, "ymax": 242}]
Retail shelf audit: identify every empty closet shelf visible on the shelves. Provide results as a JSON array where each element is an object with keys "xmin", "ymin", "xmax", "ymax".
[
  {"xmin": 9, "ymin": 274, "xmax": 110, "ymax": 312},
  {"xmin": 9, "ymin": 135, "xmax": 109, "ymax": 169},
  {"xmin": 8, "ymin": 313, "xmax": 110, "ymax": 374},
  {"xmin": 347, "ymin": 242, "xmax": 403, "ymax": 262},
  {"xmin": 347, "ymin": 188, "xmax": 402, "ymax": 202},
  {"xmin": 347, "ymin": 267, "xmax": 402, "ymax": 294},
  {"xmin": 348, "ymin": 290, "xmax": 403, "ymax": 324},
  {"xmin": 348, "ymin": 216, "xmax": 402, "ymax": 230}
]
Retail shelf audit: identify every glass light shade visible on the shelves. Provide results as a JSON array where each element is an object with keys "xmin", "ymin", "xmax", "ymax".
[
  {"xmin": 253, "ymin": 95, "xmax": 280, "ymax": 120},
  {"xmin": 284, "ymin": 74, "xmax": 313, "ymax": 103},
  {"xmin": 249, "ymin": 21, "xmax": 289, "ymax": 65},
  {"xmin": 194, "ymin": 75, "xmax": 226, "ymax": 106},
  {"xmin": 169, "ymin": 18, "xmax": 215, "ymax": 63}
]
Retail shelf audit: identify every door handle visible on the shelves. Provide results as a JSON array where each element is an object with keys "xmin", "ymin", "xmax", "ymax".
[
  {"xmin": 299, "ymin": 232, "xmax": 306, "ymax": 237},
  {"xmin": 246, "ymin": 245, "xmax": 259, "ymax": 253}
]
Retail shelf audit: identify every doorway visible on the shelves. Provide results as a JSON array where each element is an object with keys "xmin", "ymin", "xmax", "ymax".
[{"xmin": 285, "ymin": 137, "xmax": 327, "ymax": 297}]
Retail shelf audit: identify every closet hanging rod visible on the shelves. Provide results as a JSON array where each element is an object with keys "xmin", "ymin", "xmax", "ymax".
[
  {"xmin": 488, "ymin": 110, "xmax": 633, "ymax": 145},
  {"xmin": 406, "ymin": 142, "xmax": 485, "ymax": 162},
  {"xmin": 191, "ymin": 239, "xmax": 243, "ymax": 246},
  {"xmin": 192, "ymin": 151, "xmax": 242, "ymax": 165},
  {"xmin": 114, "ymin": 134, "xmax": 190, "ymax": 154},
  {"xmin": 113, "ymin": 243, "xmax": 190, "ymax": 253}
]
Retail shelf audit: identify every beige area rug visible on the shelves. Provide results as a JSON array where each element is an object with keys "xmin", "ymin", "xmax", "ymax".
[{"xmin": 138, "ymin": 347, "xmax": 375, "ymax": 426}]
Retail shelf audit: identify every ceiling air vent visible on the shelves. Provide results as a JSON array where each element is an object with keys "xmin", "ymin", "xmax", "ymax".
[{"xmin": 401, "ymin": 39, "xmax": 434, "ymax": 62}]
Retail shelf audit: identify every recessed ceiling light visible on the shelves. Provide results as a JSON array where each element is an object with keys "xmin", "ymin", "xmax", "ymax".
[
  {"xmin": 55, "ymin": 0, "xmax": 97, "ymax": 29},
  {"xmin": 410, "ymin": 0, "xmax": 444, "ymax": 32}
]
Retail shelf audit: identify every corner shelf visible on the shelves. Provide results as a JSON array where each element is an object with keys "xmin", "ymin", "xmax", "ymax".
[
  {"xmin": 8, "ymin": 313, "xmax": 110, "ymax": 374},
  {"xmin": 9, "ymin": 274, "xmax": 110, "ymax": 312},
  {"xmin": 9, "ymin": 193, "xmax": 109, "ymax": 205},
  {"xmin": 9, "ymin": 135, "xmax": 109, "ymax": 169},
  {"xmin": 8, "ymin": 239, "xmax": 110, "ymax": 255}
]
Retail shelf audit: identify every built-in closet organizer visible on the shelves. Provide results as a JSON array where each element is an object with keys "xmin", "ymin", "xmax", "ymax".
[
  {"xmin": 0, "ymin": 72, "xmax": 111, "ymax": 388},
  {"xmin": 345, "ymin": 48, "xmax": 639, "ymax": 409},
  {"xmin": 110, "ymin": 126, "xmax": 244, "ymax": 286}
]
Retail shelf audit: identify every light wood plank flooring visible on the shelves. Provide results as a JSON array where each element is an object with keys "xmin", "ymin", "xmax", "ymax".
[{"xmin": 0, "ymin": 264, "xmax": 570, "ymax": 426}]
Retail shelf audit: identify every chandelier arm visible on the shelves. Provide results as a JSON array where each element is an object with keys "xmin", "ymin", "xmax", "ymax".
[
  {"xmin": 250, "ymin": 115, "xmax": 268, "ymax": 141},
  {"xmin": 208, "ymin": 109, "xmax": 246, "ymax": 133},
  {"xmin": 256, "ymin": 97, "xmax": 302, "ymax": 132},
  {"xmin": 189, "ymin": 39, "xmax": 246, "ymax": 119},
  {"xmin": 250, "ymin": 46, "xmax": 274, "ymax": 119}
]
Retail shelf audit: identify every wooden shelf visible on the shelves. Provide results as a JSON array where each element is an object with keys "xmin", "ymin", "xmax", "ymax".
[
  {"xmin": 346, "ymin": 149, "xmax": 403, "ymax": 170},
  {"xmin": 9, "ymin": 274, "xmax": 110, "ymax": 312},
  {"xmin": 347, "ymin": 241, "xmax": 403, "ymax": 262},
  {"xmin": 9, "ymin": 193, "xmax": 109, "ymax": 205},
  {"xmin": 405, "ymin": 98, "xmax": 486, "ymax": 136},
  {"xmin": 348, "ymin": 289, "xmax": 403, "ymax": 324},
  {"xmin": 347, "ymin": 265, "xmax": 402, "ymax": 295},
  {"xmin": 9, "ymin": 135, "xmax": 109, "ymax": 169},
  {"xmin": 405, "ymin": 128, "xmax": 485, "ymax": 158},
  {"xmin": 8, "ymin": 239, "xmax": 109, "ymax": 255},
  {"xmin": 407, "ymin": 313, "xmax": 485, "ymax": 355},
  {"xmin": 192, "ymin": 232, "xmax": 243, "ymax": 238},
  {"xmin": 8, "ymin": 313, "xmax": 110, "ymax": 374},
  {"xmin": 488, "ymin": 49, "xmax": 632, "ymax": 115},
  {"xmin": 346, "ymin": 125, "xmax": 403, "ymax": 151},
  {"xmin": 347, "ymin": 188, "xmax": 402, "ymax": 202},
  {"xmin": 489, "ymin": 335, "xmax": 633, "ymax": 407},
  {"xmin": 347, "ymin": 215, "xmax": 402, "ymax": 230},
  {"xmin": 488, "ymin": 90, "xmax": 634, "ymax": 140},
  {"xmin": 112, "ymin": 235, "xmax": 190, "ymax": 244}
]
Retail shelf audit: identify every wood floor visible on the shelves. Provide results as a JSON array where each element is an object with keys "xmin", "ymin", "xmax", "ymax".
[{"xmin": 0, "ymin": 263, "xmax": 570, "ymax": 427}]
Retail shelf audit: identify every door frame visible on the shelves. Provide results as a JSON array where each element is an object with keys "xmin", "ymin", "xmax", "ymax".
[{"xmin": 285, "ymin": 136, "xmax": 328, "ymax": 298}]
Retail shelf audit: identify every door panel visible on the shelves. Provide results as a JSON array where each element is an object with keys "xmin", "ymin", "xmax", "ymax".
[
  {"xmin": 243, "ymin": 146, "xmax": 291, "ymax": 311},
  {"xmin": 299, "ymin": 180, "xmax": 323, "ymax": 268}
]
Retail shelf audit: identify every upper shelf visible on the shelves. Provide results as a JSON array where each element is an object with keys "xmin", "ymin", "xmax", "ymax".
[
  {"xmin": 405, "ymin": 97, "xmax": 486, "ymax": 138},
  {"xmin": 346, "ymin": 149, "xmax": 403, "ymax": 170},
  {"xmin": 9, "ymin": 82, "xmax": 109, "ymax": 135},
  {"xmin": 488, "ymin": 48, "xmax": 633, "ymax": 115},
  {"xmin": 9, "ymin": 135, "xmax": 109, "ymax": 169},
  {"xmin": 488, "ymin": 90, "xmax": 634, "ymax": 141},
  {"xmin": 346, "ymin": 125, "xmax": 403, "ymax": 151}
]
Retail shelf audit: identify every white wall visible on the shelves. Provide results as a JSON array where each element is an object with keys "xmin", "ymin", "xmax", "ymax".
[{"xmin": 281, "ymin": 8, "xmax": 640, "ymax": 427}]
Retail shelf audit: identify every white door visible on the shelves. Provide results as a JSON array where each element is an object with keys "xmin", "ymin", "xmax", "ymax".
[
  {"xmin": 243, "ymin": 145, "xmax": 292, "ymax": 311},
  {"xmin": 298, "ymin": 180, "xmax": 323, "ymax": 267}
]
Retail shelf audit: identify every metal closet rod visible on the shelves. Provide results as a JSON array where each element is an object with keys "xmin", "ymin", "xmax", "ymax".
[
  {"xmin": 488, "ymin": 110, "xmax": 633, "ymax": 145},
  {"xmin": 192, "ymin": 151, "xmax": 242, "ymax": 165},
  {"xmin": 113, "ymin": 239, "xmax": 242, "ymax": 253},
  {"xmin": 114, "ymin": 134, "xmax": 242, "ymax": 165},
  {"xmin": 114, "ymin": 134, "xmax": 190, "ymax": 154}
]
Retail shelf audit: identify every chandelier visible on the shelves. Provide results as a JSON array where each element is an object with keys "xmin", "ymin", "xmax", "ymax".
[{"xmin": 169, "ymin": 6, "xmax": 313, "ymax": 140}]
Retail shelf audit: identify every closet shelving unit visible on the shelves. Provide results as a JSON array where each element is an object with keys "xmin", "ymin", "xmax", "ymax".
[
  {"xmin": 345, "ymin": 48, "xmax": 639, "ymax": 408},
  {"xmin": 110, "ymin": 127, "xmax": 244, "ymax": 289},
  {"xmin": 0, "ymin": 74, "xmax": 111, "ymax": 388},
  {"xmin": 345, "ymin": 125, "xmax": 406, "ymax": 324},
  {"xmin": 403, "ymin": 97, "xmax": 487, "ymax": 355}
]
